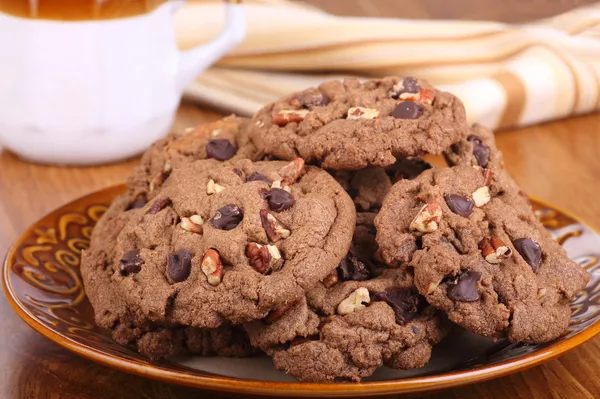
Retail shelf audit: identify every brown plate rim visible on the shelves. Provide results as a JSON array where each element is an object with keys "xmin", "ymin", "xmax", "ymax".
[{"xmin": 3, "ymin": 185, "xmax": 600, "ymax": 397}]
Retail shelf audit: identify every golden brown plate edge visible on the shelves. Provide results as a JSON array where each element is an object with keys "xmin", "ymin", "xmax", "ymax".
[{"xmin": 2, "ymin": 184, "xmax": 600, "ymax": 398}]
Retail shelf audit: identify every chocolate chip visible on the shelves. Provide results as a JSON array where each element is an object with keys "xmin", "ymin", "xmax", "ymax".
[
  {"xmin": 337, "ymin": 252, "xmax": 371, "ymax": 281},
  {"xmin": 265, "ymin": 188, "xmax": 295, "ymax": 212},
  {"xmin": 210, "ymin": 204, "xmax": 243, "ymax": 230},
  {"xmin": 391, "ymin": 76, "xmax": 420, "ymax": 99},
  {"xmin": 167, "ymin": 249, "xmax": 193, "ymax": 283},
  {"xmin": 447, "ymin": 270, "xmax": 481, "ymax": 302},
  {"xmin": 119, "ymin": 249, "xmax": 143, "ymax": 276},
  {"xmin": 206, "ymin": 139, "xmax": 236, "ymax": 161},
  {"xmin": 297, "ymin": 91, "xmax": 329, "ymax": 109},
  {"xmin": 148, "ymin": 197, "xmax": 171, "ymax": 214},
  {"xmin": 374, "ymin": 287, "xmax": 422, "ymax": 325},
  {"xmin": 246, "ymin": 172, "xmax": 272, "ymax": 184},
  {"xmin": 513, "ymin": 238, "xmax": 542, "ymax": 272},
  {"xmin": 467, "ymin": 135, "xmax": 490, "ymax": 167},
  {"xmin": 444, "ymin": 194, "xmax": 474, "ymax": 217},
  {"xmin": 391, "ymin": 101, "xmax": 423, "ymax": 119},
  {"xmin": 128, "ymin": 195, "xmax": 147, "ymax": 210}
]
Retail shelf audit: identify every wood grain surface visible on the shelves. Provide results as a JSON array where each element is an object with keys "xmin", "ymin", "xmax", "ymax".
[{"xmin": 1, "ymin": 1, "xmax": 599, "ymax": 398}]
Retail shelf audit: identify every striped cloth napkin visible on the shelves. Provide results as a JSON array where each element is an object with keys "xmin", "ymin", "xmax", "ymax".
[{"xmin": 175, "ymin": 0, "xmax": 600, "ymax": 130}]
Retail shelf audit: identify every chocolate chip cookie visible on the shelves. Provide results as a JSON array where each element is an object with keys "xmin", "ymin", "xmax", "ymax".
[
  {"xmin": 84, "ymin": 158, "xmax": 356, "ymax": 333},
  {"xmin": 249, "ymin": 76, "xmax": 468, "ymax": 170},
  {"xmin": 81, "ymin": 193, "xmax": 256, "ymax": 360},
  {"xmin": 374, "ymin": 165, "xmax": 590, "ymax": 342},
  {"xmin": 243, "ymin": 213, "xmax": 447, "ymax": 382},
  {"xmin": 126, "ymin": 115, "xmax": 261, "ymax": 202}
]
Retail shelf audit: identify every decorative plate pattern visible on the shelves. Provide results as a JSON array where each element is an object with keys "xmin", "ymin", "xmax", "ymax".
[{"xmin": 3, "ymin": 185, "xmax": 600, "ymax": 397}]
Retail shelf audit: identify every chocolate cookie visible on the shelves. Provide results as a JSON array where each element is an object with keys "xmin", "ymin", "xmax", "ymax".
[
  {"xmin": 243, "ymin": 214, "xmax": 447, "ymax": 382},
  {"xmin": 126, "ymin": 115, "xmax": 261, "ymax": 202},
  {"xmin": 249, "ymin": 76, "xmax": 468, "ymax": 170},
  {"xmin": 374, "ymin": 165, "xmax": 590, "ymax": 342},
  {"xmin": 81, "ymin": 193, "xmax": 256, "ymax": 360},
  {"xmin": 85, "ymin": 158, "xmax": 356, "ymax": 332}
]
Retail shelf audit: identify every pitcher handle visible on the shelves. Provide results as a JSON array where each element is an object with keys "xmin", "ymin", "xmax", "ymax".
[{"xmin": 176, "ymin": 0, "xmax": 245, "ymax": 91}]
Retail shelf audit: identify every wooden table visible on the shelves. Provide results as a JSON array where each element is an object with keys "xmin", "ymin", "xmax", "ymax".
[{"xmin": 1, "ymin": 1, "xmax": 599, "ymax": 398}]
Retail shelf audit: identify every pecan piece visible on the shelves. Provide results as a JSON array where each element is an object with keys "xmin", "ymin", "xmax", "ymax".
[
  {"xmin": 265, "ymin": 298, "xmax": 301, "ymax": 324},
  {"xmin": 278, "ymin": 158, "xmax": 305, "ymax": 186},
  {"xmin": 472, "ymin": 186, "xmax": 491, "ymax": 207},
  {"xmin": 397, "ymin": 88, "xmax": 435, "ymax": 105},
  {"xmin": 323, "ymin": 271, "xmax": 339, "ymax": 288},
  {"xmin": 409, "ymin": 201, "xmax": 442, "ymax": 234},
  {"xmin": 260, "ymin": 209, "xmax": 291, "ymax": 242},
  {"xmin": 206, "ymin": 179, "xmax": 225, "ymax": 195},
  {"xmin": 272, "ymin": 110, "xmax": 310, "ymax": 126},
  {"xmin": 482, "ymin": 168, "xmax": 493, "ymax": 186},
  {"xmin": 246, "ymin": 242, "xmax": 282, "ymax": 274},
  {"xmin": 179, "ymin": 215, "xmax": 204, "ymax": 234},
  {"xmin": 337, "ymin": 287, "xmax": 370, "ymax": 315},
  {"xmin": 347, "ymin": 107, "xmax": 380, "ymax": 120},
  {"xmin": 201, "ymin": 249, "xmax": 223, "ymax": 286},
  {"xmin": 479, "ymin": 237, "xmax": 512, "ymax": 264}
]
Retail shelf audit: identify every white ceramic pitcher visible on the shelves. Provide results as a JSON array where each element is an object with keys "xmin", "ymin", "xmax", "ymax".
[{"xmin": 0, "ymin": 0, "xmax": 246, "ymax": 165}]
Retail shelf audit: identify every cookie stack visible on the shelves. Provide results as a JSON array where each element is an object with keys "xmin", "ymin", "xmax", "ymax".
[{"xmin": 81, "ymin": 77, "xmax": 590, "ymax": 382}]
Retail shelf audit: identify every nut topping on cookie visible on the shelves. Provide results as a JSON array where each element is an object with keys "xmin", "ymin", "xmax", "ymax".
[
  {"xmin": 206, "ymin": 139, "xmax": 236, "ymax": 161},
  {"xmin": 210, "ymin": 204, "xmax": 243, "ymax": 230},
  {"xmin": 426, "ymin": 281, "xmax": 439, "ymax": 295},
  {"xmin": 322, "ymin": 271, "xmax": 339, "ymax": 288},
  {"xmin": 260, "ymin": 209, "xmax": 291, "ymax": 242},
  {"xmin": 347, "ymin": 107, "xmax": 380, "ymax": 120},
  {"xmin": 167, "ymin": 249, "xmax": 193, "ymax": 283},
  {"xmin": 479, "ymin": 237, "xmax": 512, "ymax": 264},
  {"xmin": 447, "ymin": 271, "xmax": 481, "ymax": 302},
  {"xmin": 472, "ymin": 186, "xmax": 491, "ymax": 207},
  {"xmin": 265, "ymin": 299, "xmax": 301, "ymax": 324},
  {"xmin": 148, "ymin": 197, "xmax": 172, "ymax": 215},
  {"xmin": 246, "ymin": 242, "xmax": 282, "ymax": 274},
  {"xmin": 396, "ymin": 88, "xmax": 435, "ymax": 105},
  {"xmin": 278, "ymin": 158, "xmax": 304, "ymax": 186},
  {"xmin": 206, "ymin": 179, "xmax": 225, "ymax": 195},
  {"xmin": 337, "ymin": 287, "xmax": 371, "ymax": 315},
  {"xmin": 513, "ymin": 238, "xmax": 542, "ymax": 272},
  {"xmin": 409, "ymin": 201, "xmax": 442, "ymax": 233},
  {"xmin": 391, "ymin": 101, "xmax": 423, "ymax": 119},
  {"xmin": 272, "ymin": 110, "xmax": 310, "ymax": 126},
  {"xmin": 270, "ymin": 180, "xmax": 292, "ymax": 193},
  {"xmin": 201, "ymin": 249, "xmax": 223, "ymax": 286},
  {"xmin": 265, "ymin": 188, "xmax": 295, "ymax": 212},
  {"xmin": 179, "ymin": 215, "xmax": 204, "ymax": 234},
  {"xmin": 119, "ymin": 249, "xmax": 144, "ymax": 276},
  {"xmin": 444, "ymin": 194, "xmax": 474, "ymax": 217},
  {"xmin": 482, "ymin": 168, "xmax": 493, "ymax": 186}
]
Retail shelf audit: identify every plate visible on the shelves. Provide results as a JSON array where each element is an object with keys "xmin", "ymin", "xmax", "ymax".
[{"xmin": 3, "ymin": 185, "xmax": 600, "ymax": 397}]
